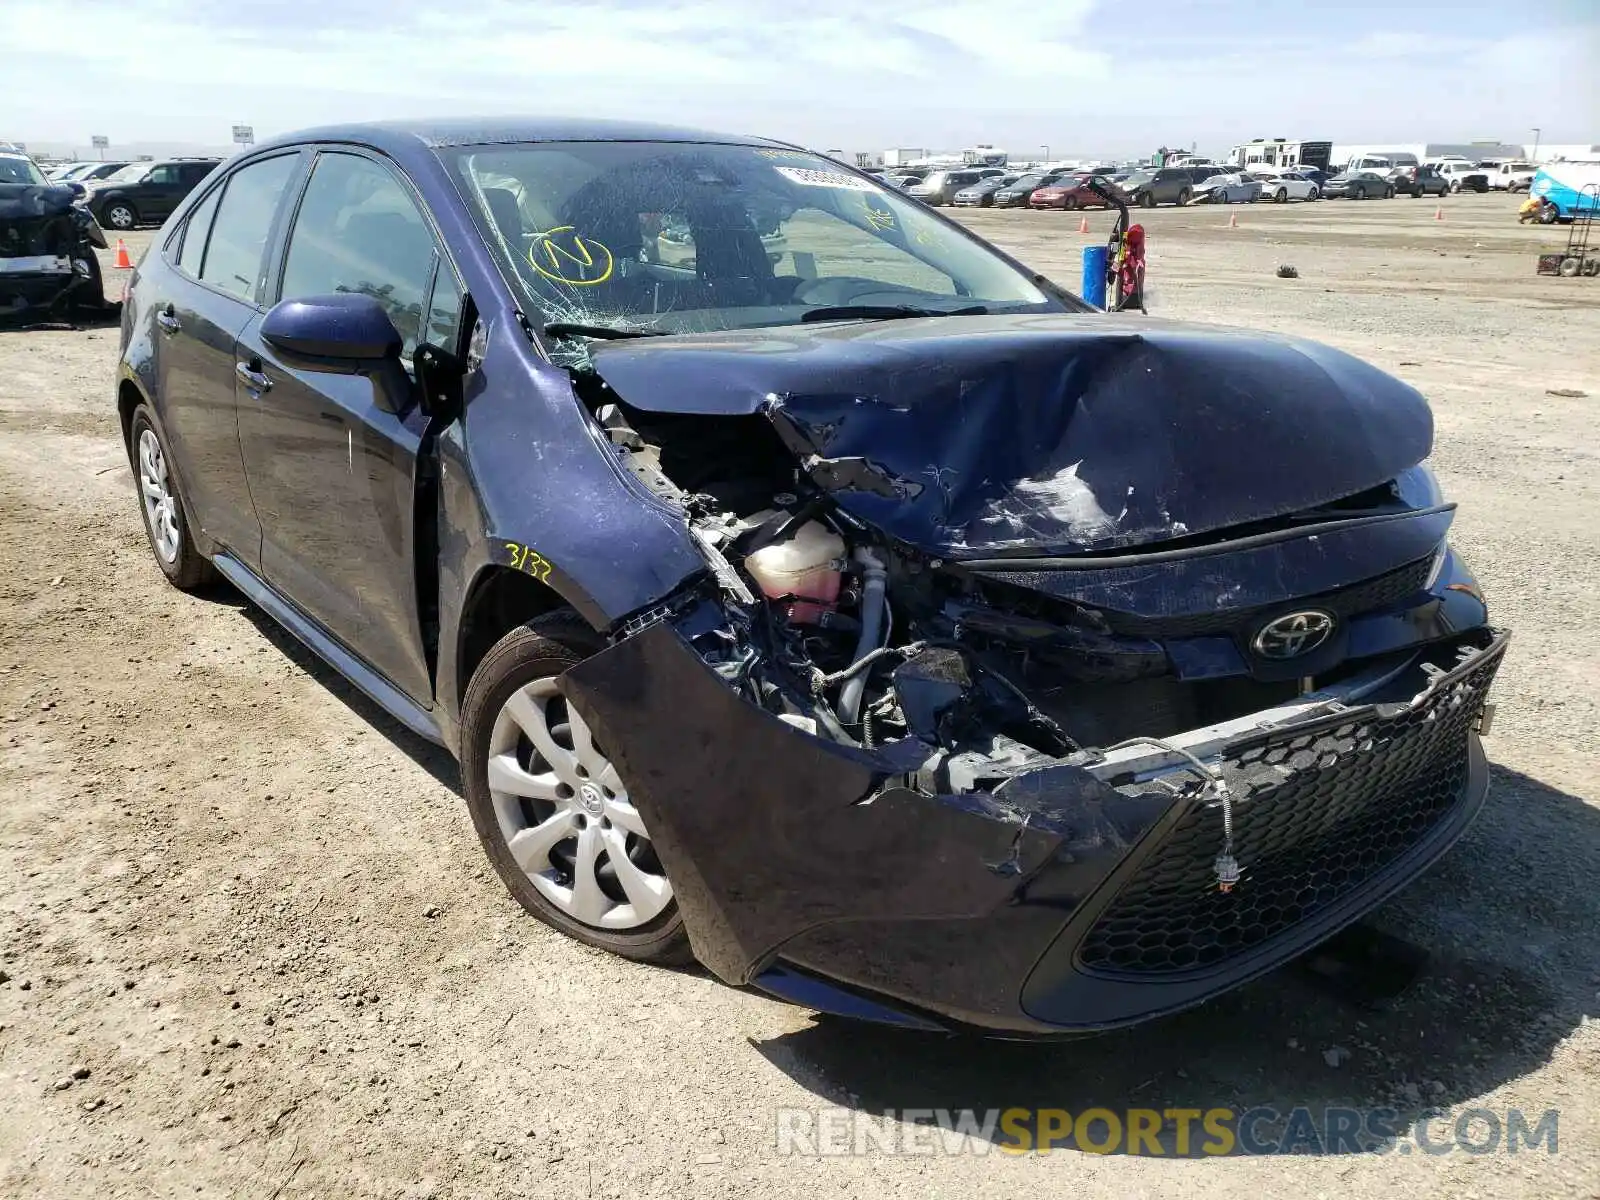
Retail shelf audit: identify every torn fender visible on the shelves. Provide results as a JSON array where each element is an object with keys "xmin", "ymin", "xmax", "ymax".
[{"xmin": 562, "ymin": 619, "xmax": 1165, "ymax": 985}]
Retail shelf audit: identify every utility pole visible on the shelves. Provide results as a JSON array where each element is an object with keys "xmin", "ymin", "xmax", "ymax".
[{"xmin": 1531, "ymin": 127, "xmax": 1541, "ymax": 160}]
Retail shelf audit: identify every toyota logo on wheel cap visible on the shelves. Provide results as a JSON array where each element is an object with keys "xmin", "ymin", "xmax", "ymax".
[{"xmin": 1252, "ymin": 610, "xmax": 1336, "ymax": 660}]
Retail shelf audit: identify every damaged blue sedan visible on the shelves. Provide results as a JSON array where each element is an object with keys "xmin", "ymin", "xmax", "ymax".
[{"xmin": 116, "ymin": 119, "xmax": 1507, "ymax": 1036}]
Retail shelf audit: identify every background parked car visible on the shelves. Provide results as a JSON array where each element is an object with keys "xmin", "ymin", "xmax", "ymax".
[
  {"xmin": 952, "ymin": 174, "xmax": 1021, "ymax": 207},
  {"xmin": 1251, "ymin": 171, "xmax": 1321, "ymax": 202},
  {"xmin": 1027, "ymin": 174, "xmax": 1120, "ymax": 210},
  {"xmin": 1437, "ymin": 161, "xmax": 1489, "ymax": 193},
  {"xmin": 1323, "ymin": 171, "xmax": 1395, "ymax": 200},
  {"xmin": 1124, "ymin": 166, "xmax": 1197, "ymax": 207},
  {"xmin": 81, "ymin": 158, "xmax": 221, "ymax": 231},
  {"xmin": 990, "ymin": 170, "xmax": 1068, "ymax": 207},
  {"xmin": 1191, "ymin": 171, "xmax": 1262, "ymax": 204},
  {"xmin": 907, "ymin": 168, "xmax": 1003, "ymax": 205},
  {"xmin": 1390, "ymin": 164, "xmax": 1450, "ymax": 197}
]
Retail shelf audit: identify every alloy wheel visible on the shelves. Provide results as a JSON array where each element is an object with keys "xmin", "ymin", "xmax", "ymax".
[
  {"xmin": 105, "ymin": 205, "xmax": 135, "ymax": 230},
  {"xmin": 137, "ymin": 429, "xmax": 180, "ymax": 563},
  {"xmin": 485, "ymin": 676, "xmax": 671, "ymax": 930}
]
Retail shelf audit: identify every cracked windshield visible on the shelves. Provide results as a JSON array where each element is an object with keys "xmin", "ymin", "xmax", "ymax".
[{"xmin": 448, "ymin": 142, "xmax": 1054, "ymax": 339}]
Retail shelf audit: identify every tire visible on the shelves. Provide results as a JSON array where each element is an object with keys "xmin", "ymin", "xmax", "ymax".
[
  {"xmin": 1449, "ymin": 181, "xmax": 1461, "ymax": 194},
  {"xmin": 460, "ymin": 614, "xmax": 693, "ymax": 966},
  {"xmin": 100, "ymin": 201, "xmax": 137, "ymax": 231},
  {"xmin": 1063, "ymin": 195, "xmax": 1079, "ymax": 210},
  {"xmin": 128, "ymin": 405, "xmax": 217, "ymax": 590},
  {"xmin": 71, "ymin": 249, "xmax": 105, "ymax": 313},
  {"xmin": 1140, "ymin": 191, "xmax": 1155, "ymax": 208},
  {"xmin": 1539, "ymin": 203, "xmax": 1560, "ymax": 225},
  {"xmin": 1384, "ymin": 187, "xmax": 1396, "ymax": 199},
  {"xmin": 1558, "ymin": 257, "xmax": 1582, "ymax": 277},
  {"xmin": 1177, "ymin": 188, "xmax": 1192, "ymax": 207},
  {"xmin": 1309, "ymin": 187, "xmax": 1320, "ymax": 201},
  {"xmin": 1274, "ymin": 188, "xmax": 1287, "ymax": 203}
]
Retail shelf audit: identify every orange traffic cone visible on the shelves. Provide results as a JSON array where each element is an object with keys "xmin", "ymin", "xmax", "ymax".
[
  {"xmin": 1434, "ymin": 206, "xmax": 1444, "ymax": 221},
  {"xmin": 1077, "ymin": 214, "xmax": 1090, "ymax": 234},
  {"xmin": 1228, "ymin": 212, "xmax": 1238, "ymax": 229},
  {"xmin": 113, "ymin": 239, "xmax": 133, "ymax": 269}
]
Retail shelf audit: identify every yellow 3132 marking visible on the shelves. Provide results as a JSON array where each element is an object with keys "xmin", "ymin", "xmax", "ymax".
[{"xmin": 503, "ymin": 542, "xmax": 553, "ymax": 582}]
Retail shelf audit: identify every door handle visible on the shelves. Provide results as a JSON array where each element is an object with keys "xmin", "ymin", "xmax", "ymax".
[
  {"xmin": 156, "ymin": 305, "xmax": 180, "ymax": 335},
  {"xmin": 235, "ymin": 359, "xmax": 273, "ymax": 393}
]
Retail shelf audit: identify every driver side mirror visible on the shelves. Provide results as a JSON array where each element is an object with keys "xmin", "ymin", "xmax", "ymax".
[{"xmin": 261, "ymin": 293, "xmax": 402, "ymax": 363}]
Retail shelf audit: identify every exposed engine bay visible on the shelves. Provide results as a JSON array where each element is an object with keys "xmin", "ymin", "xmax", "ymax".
[{"xmin": 586, "ymin": 389, "xmax": 1481, "ymax": 799}]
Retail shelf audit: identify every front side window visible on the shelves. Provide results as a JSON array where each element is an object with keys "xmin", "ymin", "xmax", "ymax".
[
  {"xmin": 279, "ymin": 152, "xmax": 440, "ymax": 356},
  {"xmin": 200, "ymin": 153, "xmax": 299, "ymax": 301},
  {"xmin": 448, "ymin": 141, "xmax": 1064, "ymax": 336}
]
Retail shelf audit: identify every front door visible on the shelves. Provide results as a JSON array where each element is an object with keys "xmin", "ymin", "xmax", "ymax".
[{"xmin": 236, "ymin": 149, "xmax": 463, "ymax": 705}]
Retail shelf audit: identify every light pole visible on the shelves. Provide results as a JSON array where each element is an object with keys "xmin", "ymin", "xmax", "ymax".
[
  {"xmin": 1531, "ymin": 127, "xmax": 1541, "ymax": 160},
  {"xmin": 1040, "ymin": 144, "xmax": 1049, "ymax": 164}
]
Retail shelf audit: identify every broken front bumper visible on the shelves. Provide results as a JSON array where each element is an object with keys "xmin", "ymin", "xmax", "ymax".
[{"xmin": 564, "ymin": 621, "xmax": 1508, "ymax": 1036}]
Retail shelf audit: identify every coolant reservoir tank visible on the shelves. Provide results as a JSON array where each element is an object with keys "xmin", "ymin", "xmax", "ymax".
[{"xmin": 744, "ymin": 521, "xmax": 846, "ymax": 624}]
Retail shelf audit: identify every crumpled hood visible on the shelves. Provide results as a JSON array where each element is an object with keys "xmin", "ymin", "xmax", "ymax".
[
  {"xmin": 0, "ymin": 183, "xmax": 80, "ymax": 224},
  {"xmin": 589, "ymin": 312, "xmax": 1434, "ymax": 558}
]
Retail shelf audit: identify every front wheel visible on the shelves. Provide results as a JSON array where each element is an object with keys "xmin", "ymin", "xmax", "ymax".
[
  {"xmin": 1449, "ymin": 181, "xmax": 1461, "ymax": 194},
  {"xmin": 1140, "ymin": 191, "xmax": 1156, "ymax": 208},
  {"xmin": 1177, "ymin": 188, "xmax": 1192, "ymax": 206},
  {"xmin": 1309, "ymin": 187, "xmax": 1320, "ymax": 200},
  {"xmin": 128, "ymin": 406, "xmax": 216, "ymax": 590},
  {"xmin": 1274, "ymin": 188, "xmax": 1287, "ymax": 203},
  {"xmin": 1385, "ymin": 186, "xmax": 1396, "ymax": 199},
  {"xmin": 461, "ymin": 615, "xmax": 692, "ymax": 965},
  {"xmin": 1539, "ymin": 202, "xmax": 1560, "ymax": 224}
]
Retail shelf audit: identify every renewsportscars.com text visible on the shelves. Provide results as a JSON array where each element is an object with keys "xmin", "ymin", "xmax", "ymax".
[{"xmin": 774, "ymin": 1106, "xmax": 1559, "ymax": 1157}]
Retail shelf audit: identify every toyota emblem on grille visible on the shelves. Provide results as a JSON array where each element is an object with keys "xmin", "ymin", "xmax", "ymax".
[{"xmin": 1252, "ymin": 610, "xmax": 1336, "ymax": 659}]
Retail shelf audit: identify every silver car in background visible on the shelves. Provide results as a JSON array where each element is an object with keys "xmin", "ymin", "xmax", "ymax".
[{"xmin": 908, "ymin": 167, "xmax": 1004, "ymax": 205}]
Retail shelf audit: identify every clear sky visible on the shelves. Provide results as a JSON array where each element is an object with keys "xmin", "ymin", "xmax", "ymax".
[{"xmin": 5, "ymin": 0, "xmax": 1596, "ymax": 157}]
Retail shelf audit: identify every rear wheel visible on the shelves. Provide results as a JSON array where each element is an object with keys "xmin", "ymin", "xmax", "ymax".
[
  {"xmin": 1063, "ymin": 195, "xmax": 1079, "ymax": 210},
  {"xmin": 128, "ymin": 406, "xmax": 216, "ymax": 590},
  {"xmin": 461, "ymin": 615, "xmax": 691, "ymax": 965},
  {"xmin": 1274, "ymin": 188, "xmax": 1287, "ymax": 203},
  {"xmin": 1558, "ymin": 257, "xmax": 1582, "ymax": 277},
  {"xmin": 1450, "ymin": 180, "xmax": 1461, "ymax": 194},
  {"xmin": 100, "ymin": 201, "xmax": 137, "ymax": 231},
  {"xmin": 1384, "ymin": 186, "xmax": 1396, "ymax": 199},
  {"xmin": 1538, "ymin": 202, "xmax": 1559, "ymax": 224}
]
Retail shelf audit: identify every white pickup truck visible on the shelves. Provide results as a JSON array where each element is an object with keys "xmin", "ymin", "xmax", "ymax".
[
  {"xmin": 1479, "ymin": 161, "xmax": 1538, "ymax": 192},
  {"xmin": 1435, "ymin": 161, "xmax": 1490, "ymax": 193}
]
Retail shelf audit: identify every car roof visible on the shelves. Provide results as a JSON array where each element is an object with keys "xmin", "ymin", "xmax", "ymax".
[{"xmin": 252, "ymin": 117, "xmax": 790, "ymax": 155}]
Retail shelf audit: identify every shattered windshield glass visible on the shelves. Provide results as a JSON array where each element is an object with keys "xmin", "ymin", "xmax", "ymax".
[
  {"xmin": 445, "ymin": 141, "xmax": 1063, "ymax": 339},
  {"xmin": 0, "ymin": 156, "xmax": 48, "ymax": 187}
]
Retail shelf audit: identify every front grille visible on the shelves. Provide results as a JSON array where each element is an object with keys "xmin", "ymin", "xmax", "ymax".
[
  {"xmin": 1076, "ymin": 640, "xmax": 1502, "ymax": 976},
  {"xmin": 1101, "ymin": 553, "xmax": 1434, "ymax": 640}
]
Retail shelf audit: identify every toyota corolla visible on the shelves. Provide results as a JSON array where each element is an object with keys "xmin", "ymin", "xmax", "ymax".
[{"xmin": 116, "ymin": 119, "xmax": 1506, "ymax": 1036}]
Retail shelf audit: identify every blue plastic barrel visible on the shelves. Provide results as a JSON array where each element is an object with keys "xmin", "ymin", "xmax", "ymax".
[{"xmin": 1081, "ymin": 244, "xmax": 1108, "ymax": 309}]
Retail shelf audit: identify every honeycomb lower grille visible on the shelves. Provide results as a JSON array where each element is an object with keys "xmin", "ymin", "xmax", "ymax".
[{"xmin": 1077, "ymin": 642, "xmax": 1503, "ymax": 976}]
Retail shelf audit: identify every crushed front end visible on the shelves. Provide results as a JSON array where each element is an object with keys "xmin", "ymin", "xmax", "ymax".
[
  {"xmin": 0, "ymin": 184, "xmax": 108, "ymax": 321},
  {"xmin": 555, "ymin": 314, "xmax": 1509, "ymax": 1034}
]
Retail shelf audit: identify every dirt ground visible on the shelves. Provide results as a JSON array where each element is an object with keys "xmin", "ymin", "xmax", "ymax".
[{"xmin": 2, "ymin": 192, "xmax": 1598, "ymax": 1199}]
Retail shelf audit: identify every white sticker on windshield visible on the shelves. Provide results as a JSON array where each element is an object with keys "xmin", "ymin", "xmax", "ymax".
[{"xmin": 773, "ymin": 165, "xmax": 877, "ymax": 192}]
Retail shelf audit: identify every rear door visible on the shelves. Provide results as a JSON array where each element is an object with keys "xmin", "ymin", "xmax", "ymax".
[
  {"xmin": 235, "ymin": 148, "xmax": 464, "ymax": 705},
  {"xmin": 148, "ymin": 151, "xmax": 304, "ymax": 568}
]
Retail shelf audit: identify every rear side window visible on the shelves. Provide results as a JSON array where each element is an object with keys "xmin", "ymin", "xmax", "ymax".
[
  {"xmin": 147, "ymin": 165, "xmax": 179, "ymax": 185},
  {"xmin": 279, "ymin": 152, "xmax": 439, "ymax": 356},
  {"xmin": 177, "ymin": 186, "xmax": 222, "ymax": 277},
  {"xmin": 200, "ymin": 154, "xmax": 299, "ymax": 301},
  {"xmin": 181, "ymin": 163, "xmax": 217, "ymax": 185}
]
